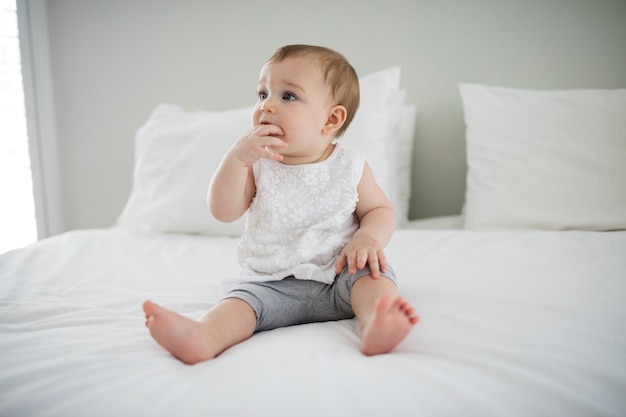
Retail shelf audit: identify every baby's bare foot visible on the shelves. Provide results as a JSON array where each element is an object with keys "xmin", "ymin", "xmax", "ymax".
[
  {"xmin": 143, "ymin": 300, "xmax": 215, "ymax": 364},
  {"xmin": 360, "ymin": 295, "xmax": 419, "ymax": 356}
]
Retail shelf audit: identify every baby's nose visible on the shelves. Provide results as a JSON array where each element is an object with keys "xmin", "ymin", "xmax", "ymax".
[{"xmin": 260, "ymin": 97, "xmax": 277, "ymax": 113}]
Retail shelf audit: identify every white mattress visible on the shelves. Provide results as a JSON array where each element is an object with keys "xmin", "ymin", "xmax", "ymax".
[{"xmin": 1, "ymin": 227, "xmax": 625, "ymax": 417}]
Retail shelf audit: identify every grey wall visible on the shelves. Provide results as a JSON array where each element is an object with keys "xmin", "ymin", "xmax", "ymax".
[{"xmin": 43, "ymin": 0, "xmax": 626, "ymax": 231}]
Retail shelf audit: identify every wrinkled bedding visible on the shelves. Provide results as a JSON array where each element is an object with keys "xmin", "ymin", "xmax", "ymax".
[{"xmin": 1, "ymin": 227, "xmax": 625, "ymax": 417}]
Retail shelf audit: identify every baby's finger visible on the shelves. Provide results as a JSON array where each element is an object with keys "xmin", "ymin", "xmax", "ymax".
[
  {"xmin": 367, "ymin": 253, "xmax": 381, "ymax": 279},
  {"xmin": 356, "ymin": 249, "xmax": 369, "ymax": 270},
  {"xmin": 378, "ymin": 250, "xmax": 388, "ymax": 274},
  {"xmin": 335, "ymin": 252, "xmax": 347, "ymax": 274},
  {"xmin": 262, "ymin": 145, "xmax": 281, "ymax": 161},
  {"xmin": 262, "ymin": 137, "xmax": 287, "ymax": 160},
  {"xmin": 256, "ymin": 123, "xmax": 284, "ymax": 137},
  {"xmin": 347, "ymin": 252, "xmax": 358, "ymax": 275},
  {"xmin": 262, "ymin": 145, "xmax": 286, "ymax": 162}
]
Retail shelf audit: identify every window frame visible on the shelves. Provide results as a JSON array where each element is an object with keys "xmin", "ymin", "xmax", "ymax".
[{"xmin": 16, "ymin": 0, "xmax": 64, "ymax": 238}]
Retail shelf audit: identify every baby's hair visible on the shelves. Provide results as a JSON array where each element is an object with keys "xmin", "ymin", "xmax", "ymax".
[{"xmin": 267, "ymin": 45, "xmax": 359, "ymax": 137}]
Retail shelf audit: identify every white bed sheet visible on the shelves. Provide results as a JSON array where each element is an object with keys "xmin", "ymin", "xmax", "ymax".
[{"xmin": 1, "ymin": 228, "xmax": 625, "ymax": 417}]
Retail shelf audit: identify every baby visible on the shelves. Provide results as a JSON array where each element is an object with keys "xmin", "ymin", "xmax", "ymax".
[{"xmin": 143, "ymin": 44, "xmax": 418, "ymax": 364}]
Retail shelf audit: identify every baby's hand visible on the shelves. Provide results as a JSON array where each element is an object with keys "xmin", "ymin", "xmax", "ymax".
[
  {"xmin": 231, "ymin": 124, "xmax": 287, "ymax": 166},
  {"xmin": 335, "ymin": 236, "xmax": 388, "ymax": 279}
]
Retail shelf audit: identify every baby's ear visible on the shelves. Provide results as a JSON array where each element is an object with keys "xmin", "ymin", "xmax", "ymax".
[{"xmin": 323, "ymin": 105, "xmax": 347, "ymax": 135}]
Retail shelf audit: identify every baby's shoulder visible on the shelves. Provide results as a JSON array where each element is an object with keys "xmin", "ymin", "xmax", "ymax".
[{"xmin": 335, "ymin": 143, "xmax": 365, "ymax": 164}]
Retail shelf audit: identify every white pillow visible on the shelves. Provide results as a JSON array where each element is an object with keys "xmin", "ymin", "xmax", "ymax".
[
  {"xmin": 395, "ymin": 99, "xmax": 417, "ymax": 227},
  {"xmin": 117, "ymin": 105, "xmax": 251, "ymax": 235},
  {"xmin": 117, "ymin": 67, "xmax": 414, "ymax": 236},
  {"xmin": 460, "ymin": 83, "xmax": 626, "ymax": 230},
  {"xmin": 341, "ymin": 67, "xmax": 417, "ymax": 227},
  {"xmin": 378, "ymin": 89, "xmax": 416, "ymax": 228}
]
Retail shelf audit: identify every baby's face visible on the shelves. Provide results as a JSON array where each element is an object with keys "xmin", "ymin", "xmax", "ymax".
[{"xmin": 253, "ymin": 56, "xmax": 336, "ymax": 164}]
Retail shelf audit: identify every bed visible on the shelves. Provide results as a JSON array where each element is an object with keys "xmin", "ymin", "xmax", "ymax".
[{"xmin": 1, "ymin": 69, "xmax": 625, "ymax": 417}]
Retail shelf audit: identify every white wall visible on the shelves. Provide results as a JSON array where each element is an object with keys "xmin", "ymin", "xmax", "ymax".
[{"xmin": 38, "ymin": 0, "xmax": 626, "ymax": 231}]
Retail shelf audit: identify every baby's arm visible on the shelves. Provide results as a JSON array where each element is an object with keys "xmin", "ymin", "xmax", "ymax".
[
  {"xmin": 208, "ymin": 124, "xmax": 287, "ymax": 222},
  {"xmin": 335, "ymin": 162, "xmax": 395, "ymax": 278}
]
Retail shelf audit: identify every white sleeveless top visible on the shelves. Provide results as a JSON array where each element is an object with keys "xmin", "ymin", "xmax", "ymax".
[{"xmin": 234, "ymin": 144, "xmax": 365, "ymax": 285}]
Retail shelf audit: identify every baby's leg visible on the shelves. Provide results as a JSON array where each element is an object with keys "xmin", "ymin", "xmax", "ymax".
[
  {"xmin": 350, "ymin": 276, "xmax": 419, "ymax": 356},
  {"xmin": 143, "ymin": 298, "xmax": 256, "ymax": 365}
]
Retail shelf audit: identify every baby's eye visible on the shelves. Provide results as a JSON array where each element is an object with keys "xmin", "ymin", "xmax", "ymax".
[
  {"xmin": 282, "ymin": 92, "xmax": 296, "ymax": 101},
  {"xmin": 257, "ymin": 91, "xmax": 268, "ymax": 100}
]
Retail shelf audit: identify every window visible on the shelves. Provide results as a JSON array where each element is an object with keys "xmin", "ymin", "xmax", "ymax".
[{"xmin": 0, "ymin": 0, "xmax": 37, "ymax": 253}]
